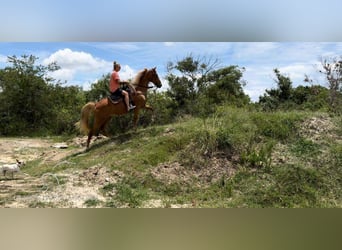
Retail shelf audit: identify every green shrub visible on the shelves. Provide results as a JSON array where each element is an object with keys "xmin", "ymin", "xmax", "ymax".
[
  {"xmin": 244, "ymin": 165, "xmax": 324, "ymax": 207},
  {"xmin": 251, "ymin": 112, "xmax": 302, "ymax": 141},
  {"xmin": 241, "ymin": 141, "xmax": 275, "ymax": 170},
  {"xmin": 109, "ymin": 177, "xmax": 149, "ymax": 208},
  {"xmin": 290, "ymin": 138, "xmax": 320, "ymax": 158}
]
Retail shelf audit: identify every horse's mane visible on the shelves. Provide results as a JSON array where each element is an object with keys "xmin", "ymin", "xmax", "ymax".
[{"xmin": 131, "ymin": 69, "xmax": 147, "ymax": 85}]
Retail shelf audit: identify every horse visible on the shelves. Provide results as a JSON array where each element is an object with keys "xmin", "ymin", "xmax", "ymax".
[{"xmin": 77, "ymin": 67, "xmax": 162, "ymax": 148}]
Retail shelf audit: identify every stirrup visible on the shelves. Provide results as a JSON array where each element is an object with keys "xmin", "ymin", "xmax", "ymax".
[{"xmin": 128, "ymin": 105, "xmax": 136, "ymax": 111}]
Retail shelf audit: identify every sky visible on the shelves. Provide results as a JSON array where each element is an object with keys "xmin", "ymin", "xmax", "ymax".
[
  {"xmin": 1, "ymin": 0, "xmax": 342, "ymax": 41},
  {"xmin": 0, "ymin": 1, "xmax": 342, "ymax": 102},
  {"xmin": 1, "ymin": 42, "xmax": 341, "ymax": 102}
]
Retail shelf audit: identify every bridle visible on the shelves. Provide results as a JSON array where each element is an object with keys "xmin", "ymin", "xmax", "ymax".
[
  {"xmin": 132, "ymin": 68, "xmax": 161, "ymax": 90},
  {"xmin": 134, "ymin": 84, "xmax": 155, "ymax": 89}
]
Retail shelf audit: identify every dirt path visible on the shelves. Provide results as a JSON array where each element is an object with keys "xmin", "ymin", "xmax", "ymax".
[
  {"xmin": 0, "ymin": 136, "xmax": 118, "ymax": 208},
  {"xmin": 0, "ymin": 138, "xmax": 52, "ymax": 164}
]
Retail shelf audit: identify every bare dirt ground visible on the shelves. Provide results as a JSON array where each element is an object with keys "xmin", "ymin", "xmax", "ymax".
[
  {"xmin": 0, "ymin": 136, "xmax": 189, "ymax": 208},
  {"xmin": 0, "ymin": 138, "xmax": 52, "ymax": 163},
  {"xmin": 0, "ymin": 136, "xmax": 120, "ymax": 208}
]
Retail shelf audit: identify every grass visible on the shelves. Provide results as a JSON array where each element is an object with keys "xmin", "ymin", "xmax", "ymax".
[
  {"xmin": 17, "ymin": 106, "xmax": 342, "ymax": 208},
  {"xmin": 234, "ymin": 164, "xmax": 324, "ymax": 208},
  {"xmin": 84, "ymin": 198, "xmax": 101, "ymax": 207},
  {"xmin": 28, "ymin": 201, "xmax": 54, "ymax": 208},
  {"xmin": 290, "ymin": 138, "xmax": 321, "ymax": 158},
  {"xmin": 103, "ymin": 177, "xmax": 150, "ymax": 208}
]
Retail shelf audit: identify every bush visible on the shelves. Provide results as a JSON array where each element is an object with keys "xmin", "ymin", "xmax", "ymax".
[
  {"xmin": 241, "ymin": 141, "xmax": 275, "ymax": 170},
  {"xmin": 251, "ymin": 112, "xmax": 302, "ymax": 141}
]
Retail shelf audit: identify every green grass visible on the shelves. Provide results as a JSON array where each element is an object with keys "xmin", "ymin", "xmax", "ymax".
[
  {"xmin": 290, "ymin": 138, "xmax": 321, "ymax": 158},
  {"xmin": 234, "ymin": 164, "xmax": 323, "ymax": 208},
  {"xmin": 103, "ymin": 177, "xmax": 150, "ymax": 208},
  {"xmin": 84, "ymin": 198, "xmax": 101, "ymax": 207},
  {"xmin": 22, "ymin": 106, "xmax": 342, "ymax": 207}
]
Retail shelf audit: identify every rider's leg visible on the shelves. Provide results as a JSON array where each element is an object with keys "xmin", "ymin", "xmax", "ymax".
[
  {"xmin": 122, "ymin": 90, "xmax": 135, "ymax": 111},
  {"xmin": 122, "ymin": 90, "xmax": 130, "ymax": 111}
]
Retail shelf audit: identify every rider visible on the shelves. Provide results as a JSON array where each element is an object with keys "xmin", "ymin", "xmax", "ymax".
[{"xmin": 109, "ymin": 61, "xmax": 136, "ymax": 112}]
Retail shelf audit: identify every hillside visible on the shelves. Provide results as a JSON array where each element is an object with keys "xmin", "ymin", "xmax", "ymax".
[{"xmin": 1, "ymin": 108, "xmax": 341, "ymax": 208}]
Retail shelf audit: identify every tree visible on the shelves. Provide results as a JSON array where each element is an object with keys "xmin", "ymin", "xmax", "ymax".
[
  {"xmin": 0, "ymin": 55, "xmax": 60, "ymax": 135},
  {"xmin": 85, "ymin": 74, "xmax": 111, "ymax": 102},
  {"xmin": 319, "ymin": 56, "xmax": 342, "ymax": 113},
  {"xmin": 291, "ymin": 85, "xmax": 329, "ymax": 111},
  {"xmin": 0, "ymin": 54, "xmax": 87, "ymax": 135},
  {"xmin": 166, "ymin": 55, "xmax": 251, "ymax": 116},
  {"xmin": 259, "ymin": 68, "xmax": 293, "ymax": 110},
  {"xmin": 203, "ymin": 65, "xmax": 249, "ymax": 106},
  {"xmin": 51, "ymin": 84, "xmax": 86, "ymax": 134},
  {"xmin": 166, "ymin": 54, "xmax": 220, "ymax": 115},
  {"xmin": 259, "ymin": 69, "xmax": 330, "ymax": 111},
  {"xmin": 273, "ymin": 68, "xmax": 292, "ymax": 101}
]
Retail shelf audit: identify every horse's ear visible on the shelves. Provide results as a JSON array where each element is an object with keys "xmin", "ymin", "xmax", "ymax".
[{"xmin": 153, "ymin": 67, "xmax": 156, "ymax": 70}]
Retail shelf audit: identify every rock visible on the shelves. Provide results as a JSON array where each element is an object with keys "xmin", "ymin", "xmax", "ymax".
[{"xmin": 51, "ymin": 143, "xmax": 68, "ymax": 149}]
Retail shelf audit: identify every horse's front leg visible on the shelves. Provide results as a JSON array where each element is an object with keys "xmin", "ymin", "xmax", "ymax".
[
  {"xmin": 144, "ymin": 104, "xmax": 156, "ymax": 123},
  {"xmin": 144, "ymin": 104, "xmax": 153, "ymax": 111},
  {"xmin": 86, "ymin": 116, "xmax": 102, "ymax": 149}
]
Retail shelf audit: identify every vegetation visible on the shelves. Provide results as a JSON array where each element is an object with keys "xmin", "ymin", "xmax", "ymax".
[
  {"xmin": 320, "ymin": 56, "xmax": 342, "ymax": 114},
  {"xmin": 21, "ymin": 107, "xmax": 341, "ymax": 208},
  {"xmin": 166, "ymin": 55, "xmax": 250, "ymax": 117},
  {"xmin": 259, "ymin": 68, "xmax": 331, "ymax": 112},
  {"xmin": 0, "ymin": 55, "xmax": 85, "ymax": 135},
  {"xmin": 0, "ymin": 54, "xmax": 341, "ymax": 207}
]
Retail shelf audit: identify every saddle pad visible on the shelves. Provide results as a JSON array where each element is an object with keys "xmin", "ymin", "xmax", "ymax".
[{"xmin": 108, "ymin": 96, "xmax": 122, "ymax": 105}]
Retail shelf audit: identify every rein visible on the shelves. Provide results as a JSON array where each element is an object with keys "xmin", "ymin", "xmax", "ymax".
[
  {"xmin": 134, "ymin": 84, "xmax": 154, "ymax": 89},
  {"xmin": 132, "ymin": 69, "xmax": 160, "ymax": 91}
]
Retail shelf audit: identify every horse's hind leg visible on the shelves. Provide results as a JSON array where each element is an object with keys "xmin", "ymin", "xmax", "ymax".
[
  {"xmin": 86, "ymin": 130, "xmax": 93, "ymax": 149},
  {"xmin": 86, "ymin": 118, "xmax": 103, "ymax": 148},
  {"xmin": 99, "ymin": 117, "xmax": 112, "ymax": 137}
]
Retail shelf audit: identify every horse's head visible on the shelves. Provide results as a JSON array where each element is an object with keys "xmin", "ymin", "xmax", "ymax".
[{"xmin": 148, "ymin": 67, "xmax": 162, "ymax": 88}]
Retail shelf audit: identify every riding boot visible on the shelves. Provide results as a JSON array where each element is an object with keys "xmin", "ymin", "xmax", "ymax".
[
  {"xmin": 128, "ymin": 96, "xmax": 136, "ymax": 110},
  {"xmin": 130, "ymin": 98, "xmax": 135, "ymax": 107}
]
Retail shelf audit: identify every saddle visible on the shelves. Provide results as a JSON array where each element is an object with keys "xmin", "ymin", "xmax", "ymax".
[
  {"xmin": 108, "ymin": 85, "xmax": 134, "ymax": 105},
  {"xmin": 108, "ymin": 93, "xmax": 123, "ymax": 104}
]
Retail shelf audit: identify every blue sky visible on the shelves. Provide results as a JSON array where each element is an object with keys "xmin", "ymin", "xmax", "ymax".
[
  {"xmin": 1, "ymin": 0, "xmax": 342, "ymax": 41},
  {"xmin": 1, "ymin": 42, "xmax": 341, "ymax": 101}
]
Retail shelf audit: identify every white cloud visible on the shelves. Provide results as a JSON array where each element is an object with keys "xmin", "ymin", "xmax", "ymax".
[
  {"xmin": 43, "ymin": 48, "xmax": 109, "ymax": 72},
  {"xmin": 229, "ymin": 43, "xmax": 342, "ymax": 101},
  {"xmin": 0, "ymin": 54, "xmax": 7, "ymax": 63},
  {"xmin": 278, "ymin": 63, "xmax": 315, "ymax": 82},
  {"xmin": 244, "ymin": 88, "xmax": 265, "ymax": 102},
  {"xmin": 120, "ymin": 65, "xmax": 136, "ymax": 80},
  {"xmin": 42, "ymin": 48, "xmax": 136, "ymax": 88},
  {"xmin": 42, "ymin": 48, "xmax": 109, "ymax": 84},
  {"xmin": 243, "ymin": 60, "xmax": 327, "ymax": 102},
  {"xmin": 48, "ymin": 68, "xmax": 75, "ymax": 83}
]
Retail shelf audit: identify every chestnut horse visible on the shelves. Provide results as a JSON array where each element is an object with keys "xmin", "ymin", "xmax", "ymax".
[{"xmin": 78, "ymin": 67, "xmax": 162, "ymax": 148}]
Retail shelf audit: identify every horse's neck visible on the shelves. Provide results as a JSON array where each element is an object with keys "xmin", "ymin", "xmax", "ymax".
[{"xmin": 135, "ymin": 76, "xmax": 149, "ymax": 94}]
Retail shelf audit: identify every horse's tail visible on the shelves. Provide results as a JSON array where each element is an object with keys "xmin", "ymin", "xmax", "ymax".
[{"xmin": 75, "ymin": 102, "xmax": 96, "ymax": 135}]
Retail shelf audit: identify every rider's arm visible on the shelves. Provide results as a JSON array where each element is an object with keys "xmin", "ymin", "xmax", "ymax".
[{"xmin": 120, "ymin": 81, "xmax": 136, "ymax": 95}]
